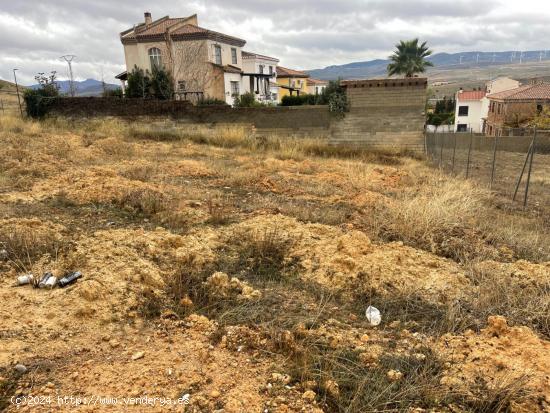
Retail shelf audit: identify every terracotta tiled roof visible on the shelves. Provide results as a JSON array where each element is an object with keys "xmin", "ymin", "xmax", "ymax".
[
  {"xmin": 136, "ymin": 17, "xmax": 187, "ymax": 36},
  {"xmin": 222, "ymin": 65, "xmax": 242, "ymax": 74},
  {"xmin": 276, "ymin": 66, "xmax": 309, "ymax": 78},
  {"xmin": 121, "ymin": 17, "xmax": 245, "ymax": 47},
  {"xmin": 457, "ymin": 90, "xmax": 486, "ymax": 101},
  {"xmin": 307, "ymin": 78, "xmax": 328, "ymax": 85},
  {"xmin": 487, "ymin": 83, "xmax": 550, "ymax": 101},
  {"xmin": 242, "ymin": 51, "xmax": 279, "ymax": 62}
]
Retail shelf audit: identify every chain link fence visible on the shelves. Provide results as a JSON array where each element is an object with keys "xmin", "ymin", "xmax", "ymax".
[{"xmin": 425, "ymin": 128, "xmax": 550, "ymax": 212}]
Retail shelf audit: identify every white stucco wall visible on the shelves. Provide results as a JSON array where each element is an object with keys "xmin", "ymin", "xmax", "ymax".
[
  {"xmin": 487, "ymin": 77, "xmax": 520, "ymax": 94},
  {"xmin": 454, "ymin": 98, "xmax": 485, "ymax": 133},
  {"xmin": 224, "ymin": 72, "xmax": 243, "ymax": 105}
]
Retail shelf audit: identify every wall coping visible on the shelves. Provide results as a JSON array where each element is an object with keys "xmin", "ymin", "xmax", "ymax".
[{"xmin": 340, "ymin": 78, "xmax": 428, "ymax": 88}]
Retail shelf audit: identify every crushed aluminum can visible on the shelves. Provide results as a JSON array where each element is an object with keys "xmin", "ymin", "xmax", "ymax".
[
  {"xmin": 38, "ymin": 272, "xmax": 53, "ymax": 289},
  {"xmin": 45, "ymin": 276, "xmax": 57, "ymax": 289},
  {"xmin": 17, "ymin": 274, "xmax": 34, "ymax": 286},
  {"xmin": 58, "ymin": 271, "xmax": 82, "ymax": 288}
]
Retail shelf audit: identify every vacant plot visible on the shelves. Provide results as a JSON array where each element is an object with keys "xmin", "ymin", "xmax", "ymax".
[{"xmin": 1, "ymin": 115, "xmax": 549, "ymax": 412}]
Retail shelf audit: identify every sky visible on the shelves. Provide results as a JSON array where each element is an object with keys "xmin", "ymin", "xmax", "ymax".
[{"xmin": 1, "ymin": 0, "xmax": 550, "ymax": 85}]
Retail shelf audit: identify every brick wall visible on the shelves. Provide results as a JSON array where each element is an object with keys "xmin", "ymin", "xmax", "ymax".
[
  {"xmin": 331, "ymin": 78, "xmax": 427, "ymax": 150},
  {"xmin": 46, "ymin": 81, "xmax": 428, "ymax": 151}
]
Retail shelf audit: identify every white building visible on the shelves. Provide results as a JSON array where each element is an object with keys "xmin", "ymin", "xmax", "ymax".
[
  {"xmin": 454, "ymin": 90, "xmax": 487, "ymax": 132},
  {"xmin": 454, "ymin": 77, "xmax": 521, "ymax": 133},
  {"xmin": 241, "ymin": 51, "xmax": 279, "ymax": 103}
]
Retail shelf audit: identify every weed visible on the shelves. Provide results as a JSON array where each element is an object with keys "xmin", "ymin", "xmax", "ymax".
[
  {"xmin": 206, "ymin": 198, "xmax": 233, "ymax": 226},
  {"xmin": 114, "ymin": 188, "xmax": 170, "ymax": 216},
  {"xmin": 127, "ymin": 126, "xmax": 183, "ymax": 141},
  {"xmin": 231, "ymin": 227, "xmax": 298, "ymax": 282}
]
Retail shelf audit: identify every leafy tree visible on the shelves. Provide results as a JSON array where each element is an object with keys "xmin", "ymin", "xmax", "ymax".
[
  {"xmin": 151, "ymin": 67, "xmax": 174, "ymax": 100},
  {"xmin": 387, "ymin": 39, "xmax": 433, "ymax": 78},
  {"xmin": 529, "ymin": 106, "xmax": 550, "ymax": 129},
  {"xmin": 125, "ymin": 65, "xmax": 152, "ymax": 98},
  {"xmin": 23, "ymin": 71, "xmax": 60, "ymax": 118}
]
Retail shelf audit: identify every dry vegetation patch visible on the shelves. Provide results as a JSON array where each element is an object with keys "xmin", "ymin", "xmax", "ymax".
[{"xmin": 1, "ymin": 115, "xmax": 549, "ymax": 412}]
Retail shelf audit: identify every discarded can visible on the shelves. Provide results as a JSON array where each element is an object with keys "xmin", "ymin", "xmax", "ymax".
[
  {"xmin": 16, "ymin": 274, "xmax": 34, "ymax": 286},
  {"xmin": 38, "ymin": 272, "xmax": 53, "ymax": 289},
  {"xmin": 45, "ymin": 276, "xmax": 57, "ymax": 289},
  {"xmin": 58, "ymin": 271, "xmax": 82, "ymax": 288}
]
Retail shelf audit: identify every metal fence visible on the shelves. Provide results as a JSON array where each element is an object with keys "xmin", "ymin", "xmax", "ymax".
[{"xmin": 425, "ymin": 128, "xmax": 550, "ymax": 211}]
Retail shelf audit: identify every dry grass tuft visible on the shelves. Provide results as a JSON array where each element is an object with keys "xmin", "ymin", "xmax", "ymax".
[
  {"xmin": 467, "ymin": 265, "xmax": 550, "ymax": 338},
  {"xmin": 0, "ymin": 224, "xmax": 70, "ymax": 272},
  {"xmin": 114, "ymin": 188, "xmax": 170, "ymax": 216}
]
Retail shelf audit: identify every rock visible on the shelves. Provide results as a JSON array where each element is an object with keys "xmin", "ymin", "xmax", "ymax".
[
  {"xmin": 109, "ymin": 339, "xmax": 120, "ymax": 348},
  {"xmin": 271, "ymin": 373, "xmax": 291, "ymax": 384},
  {"xmin": 189, "ymin": 201, "xmax": 202, "ymax": 208},
  {"xmin": 131, "ymin": 351, "xmax": 145, "ymax": 360},
  {"xmin": 324, "ymin": 380, "xmax": 340, "ymax": 398},
  {"xmin": 210, "ymin": 390, "xmax": 221, "ymax": 398},
  {"xmin": 179, "ymin": 296, "xmax": 194, "ymax": 308},
  {"xmin": 14, "ymin": 364, "xmax": 27, "ymax": 374},
  {"xmin": 387, "ymin": 369, "xmax": 403, "ymax": 382},
  {"xmin": 302, "ymin": 390, "xmax": 316, "ymax": 402},
  {"xmin": 360, "ymin": 334, "xmax": 369, "ymax": 343}
]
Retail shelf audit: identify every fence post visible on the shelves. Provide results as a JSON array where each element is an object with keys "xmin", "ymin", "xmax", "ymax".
[
  {"xmin": 451, "ymin": 133, "xmax": 457, "ymax": 174},
  {"xmin": 512, "ymin": 134, "xmax": 535, "ymax": 201},
  {"xmin": 465, "ymin": 129, "xmax": 473, "ymax": 179},
  {"xmin": 523, "ymin": 127, "xmax": 537, "ymax": 208},
  {"xmin": 489, "ymin": 134, "xmax": 498, "ymax": 189}
]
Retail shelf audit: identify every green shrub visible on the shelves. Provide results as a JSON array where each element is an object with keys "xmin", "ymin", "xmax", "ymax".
[
  {"xmin": 197, "ymin": 98, "xmax": 228, "ymax": 106},
  {"xmin": 103, "ymin": 87, "xmax": 123, "ymax": 98},
  {"xmin": 23, "ymin": 71, "xmax": 60, "ymax": 118},
  {"xmin": 281, "ymin": 94, "xmax": 316, "ymax": 106},
  {"xmin": 125, "ymin": 65, "xmax": 152, "ymax": 98},
  {"xmin": 233, "ymin": 92, "xmax": 268, "ymax": 108}
]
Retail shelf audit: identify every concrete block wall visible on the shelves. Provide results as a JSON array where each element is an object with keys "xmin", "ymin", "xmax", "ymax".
[{"xmin": 331, "ymin": 78, "xmax": 427, "ymax": 151}]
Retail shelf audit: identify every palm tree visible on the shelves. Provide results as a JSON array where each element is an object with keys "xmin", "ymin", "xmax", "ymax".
[{"xmin": 387, "ymin": 39, "xmax": 433, "ymax": 78}]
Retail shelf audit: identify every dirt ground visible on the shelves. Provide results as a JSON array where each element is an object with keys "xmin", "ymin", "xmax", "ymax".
[{"xmin": 0, "ymin": 116, "xmax": 548, "ymax": 412}]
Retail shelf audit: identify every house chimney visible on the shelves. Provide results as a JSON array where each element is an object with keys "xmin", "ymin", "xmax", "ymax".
[{"xmin": 144, "ymin": 12, "xmax": 152, "ymax": 25}]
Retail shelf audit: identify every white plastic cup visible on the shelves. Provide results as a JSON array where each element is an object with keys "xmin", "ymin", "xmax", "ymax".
[{"xmin": 365, "ymin": 305, "xmax": 382, "ymax": 326}]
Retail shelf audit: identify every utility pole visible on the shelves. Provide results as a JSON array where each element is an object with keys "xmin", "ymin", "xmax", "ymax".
[
  {"xmin": 13, "ymin": 68, "xmax": 23, "ymax": 117},
  {"xmin": 60, "ymin": 55, "xmax": 77, "ymax": 96},
  {"xmin": 519, "ymin": 51, "xmax": 523, "ymax": 64}
]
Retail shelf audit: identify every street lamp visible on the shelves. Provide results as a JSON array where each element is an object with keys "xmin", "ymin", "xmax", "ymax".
[{"xmin": 13, "ymin": 69, "xmax": 23, "ymax": 117}]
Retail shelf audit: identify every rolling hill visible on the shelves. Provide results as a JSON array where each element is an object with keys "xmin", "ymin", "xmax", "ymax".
[
  {"xmin": 29, "ymin": 78, "xmax": 119, "ymax": 97},
  {"xmin": 307, "ymin": 50, "xmax": 550, "ymax": 81}
]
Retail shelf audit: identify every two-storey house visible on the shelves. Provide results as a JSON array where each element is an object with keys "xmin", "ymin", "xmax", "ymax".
[
  {"xmin": 118, "ymin": 12, "xmax": 246, "ymax": 105},
  {"xmin": 241, "ymin": 51, "xmax": 280, "ymax": 103}
]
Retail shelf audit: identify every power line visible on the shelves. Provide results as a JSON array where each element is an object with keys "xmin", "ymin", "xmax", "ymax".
[{"xmin": 60, "ymin": 55, "xmax": 77, "ymax": 96}]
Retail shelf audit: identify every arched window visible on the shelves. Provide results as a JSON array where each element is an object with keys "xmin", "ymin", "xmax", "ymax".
[{"xmin": 148, "ymin": 48, "xmax": 162, "ymax": 69}]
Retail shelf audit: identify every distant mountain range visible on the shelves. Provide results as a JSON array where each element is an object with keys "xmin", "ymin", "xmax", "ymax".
[
  {"xmin": 307, "ymin": 50, "xmax": 550, "ymax": 80},
  {"xmin": 30, "ymin": 78, "xmax": 119, "ymax": 96}
]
